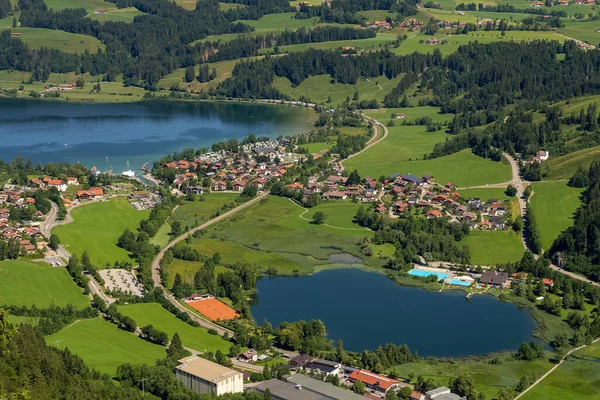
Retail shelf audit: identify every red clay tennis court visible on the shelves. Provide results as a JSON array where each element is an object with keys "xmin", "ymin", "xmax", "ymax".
[{"xmin": 187, "ymin": 298, "xmax": 239, "ymax": 321}]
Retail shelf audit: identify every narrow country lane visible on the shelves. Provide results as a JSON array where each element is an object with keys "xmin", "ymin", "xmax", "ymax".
[{"xmin": 338, "ymin": 117, "xmax": 389, "ymax": 172}]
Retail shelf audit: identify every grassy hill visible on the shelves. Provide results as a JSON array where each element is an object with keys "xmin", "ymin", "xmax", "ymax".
[
  {"xmin": 546, "ymin": 146, "xmax": 600, "ymax": 180},
  {"xmin": 52, "ymin": 197, "xmax": 150, "ymax": 267},
  {"xmin": 46, "ymin": 318, "xmax": 166, "ymax": 376},
  {"xmin": 0, "ymin": 260, "xmax": 89, "ymax": 308},
  {"xmin": 43, "ymin": 0, "xmax": 144, "ymax": 22}
]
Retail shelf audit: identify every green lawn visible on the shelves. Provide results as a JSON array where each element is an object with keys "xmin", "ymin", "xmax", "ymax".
[
  {"xmin": 301, "ymin": 142, "xmax": 334, "ymax": 154},
  {"xmin": 273, "ymin": 73, "xmax": 404, "ymax": 105},
  {"xmin": 46, "ymin": 318, "xmax": 165, "ymax": 376},
  {"xmin": 150, "ymin": 221, "xmax": 172, "ymax": 248},
  {"xmin": 458, "ymin": 187, "xmax": 511, "ymax": 202},
  {"xmin": 118, "ymin": 303, "xmax": 231, "ymax": 353},
  {"xmin": 52, "ymin": 197, "xmax": 150, "ymax": 267},
  {"xmin": 392, "ymin": 355, "xmax": 553, "ymax": 400},
  {"xmin": 520, "ymin": 340, "xmax": 600, "ymax": 400},
  {"xmin": 0, "ymin": 260, "xmax": 89, "ymax": 308},
  {"xmin": 460, "ymin": 230, "xmax": 524, "ymax": 266},
  {"xmin": 546, "ymin": 146, "xmax": 600, "ymax": 180},
  {"xmin": 530, "ymin": 182, "xmax": 582, "ymax": 250},
  {"xmin": 169, "ymin": 193, "xmax": 240, "ymax": 228},
  {"xmin": 345, "ymin": 148, "xmax": 511, "ymax": 187}
]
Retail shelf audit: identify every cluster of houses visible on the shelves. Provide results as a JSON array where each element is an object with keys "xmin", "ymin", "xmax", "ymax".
[
  {"xmin": 532, "ymin": 0, "xmax": 595, "ymax": 5},
  {"xmin": 365, "ymin": 173, "xmax": 512, "ymax": 231},
  {"xmin": 0, "ymin": 187, "xmax": 46, "ymax": 255},
  {"xmin": 157, "ymin": 140, "xmax": 300, "ymax": 194},
  {"xmin": 30, "ymin": 176, "xmax": 79, "ymax": 192},
  {"xmin": 43, "ymin": 83, "xmax": 77, "ymax": 92}
]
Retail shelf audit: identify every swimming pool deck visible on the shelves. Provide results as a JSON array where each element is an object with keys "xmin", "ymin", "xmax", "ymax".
[{"xmin": 409, "ymin": 266, "xmax": 474, "ymax": 288}]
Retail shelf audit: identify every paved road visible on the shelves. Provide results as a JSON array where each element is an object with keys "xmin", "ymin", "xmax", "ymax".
[
  {"xmin": 151, "ymin": 192, "xmax": 269, "ymax": 336},
  {"xmin": 88, "ymin": 276, "xmax": 116, "ymax": 305},
  {"xmin": 231, "ymin": 359, "xmax": 265, "ymax": 372},
  {"xmin": 40, "ymin": 202, "xmax": 58, "ymax": 239}
]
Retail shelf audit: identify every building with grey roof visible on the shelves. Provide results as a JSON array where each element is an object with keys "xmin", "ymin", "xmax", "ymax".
[
  {"xmin": 249, "ymin": 375, "xmax": 364, "ymax": 400},
  {"xmin": 425, "ymin": 387, "xmax": 466, "ymax": 400}
]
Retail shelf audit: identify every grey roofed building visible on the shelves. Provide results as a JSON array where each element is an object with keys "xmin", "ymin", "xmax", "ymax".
[
  {"xmin": 402, "ymin": 173, "xmax": 424, "ymax": 184},
  {"xmin": 305, "ymin": 359, "xmax": 341, "ymax": 374},
  {"xmin": 425, "ymin": 387, "xmax": 466, "ymax": 400},
  {"xmin": 250, "ymin": 375, "xmax": 364, "ymax": 400},
  {"xmin": 479, "ymin": 270, "xmax": 509, "ymax": 286}
]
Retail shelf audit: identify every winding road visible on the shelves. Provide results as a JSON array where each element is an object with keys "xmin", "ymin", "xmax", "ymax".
[
  {"xmin": 150, "ymin": 192, "xmax": 269, "ymax": 337},
  {"xmin": 338, "ymin": 116, "xmax": 389, "ymax": 172}
]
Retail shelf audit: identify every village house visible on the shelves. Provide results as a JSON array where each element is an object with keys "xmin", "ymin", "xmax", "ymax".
[
  {"xmin": 212, "ymin": 181, "xmax": 227, "ymax": 191},
  {"xmin": 479, "ymin": 271, "xmax": 509, "ymax": 287},
  {"xmin": 427, "ymin": 209, "xmax": 443, "ymax": 219},
  {"xmin": 288, "ymin": 354, "xmax": 313, "ymax": 369},
  {"xmin": 76, "ymin": 187, "xmax": 104, "ymax": 200},
  {"xmin": 348, "ymin": 370, "xmax": 400, "ymax": 394},
  {"xmin": 47, "ymin": 179, "xmax": 67, "ymax": 192},
  {"xmin": 322, "ymin": 191, "xmax": 347, "ymax": 200},
  {"xmin": 238, "ymin": 349, "xmax": 258, "ymax": 363},
  {"xmin": 67, "ymin": 177, "xmax": 79, "ymax": 185},
  {"xmin": 232, "ymin": 181, "xmax": 246, "ymax": 192}
]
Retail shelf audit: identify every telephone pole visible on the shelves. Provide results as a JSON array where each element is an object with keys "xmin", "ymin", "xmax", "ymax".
[{"xmin": 139, "ymin": 377, "xmax": 147, "ymax": 397}]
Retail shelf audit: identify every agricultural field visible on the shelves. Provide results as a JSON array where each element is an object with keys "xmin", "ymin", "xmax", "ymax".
[
  {"xmin": 0, "ymin": 27, "xmax": 103, "ymax": 53},
  {"xmin": 393, "ymin": 30, "xmax": 565, "ymax": 56},
  {"xmin": 520, "ymin": 340, "xmax": 600, "ymax": 400},
  {"xmin": 118, "ymin": 303, "xmax": 231, "ymax": 353},
  {"xmin": 391, "ymin": 354, "xmax": 553, "ymax": 400},
  {"xmin": 169, "ymin": 193, "xmax": 240, "ymax": 228},
  {"xmin": 158, "ymin": 58, "xmax": 260, "ymax": 92},
  {"xmin": 416, "ymin": 8, "xmax": 531, "ymax": 24},
  {"xmin": 52, "ymin": 197, "xmax": 150, "ymax": 267},
  {"xmin": 43, "ymin": 0, "xmax": 144, "ymax": 22},
  {"xmin": 460, "ymin": 230, "xmax": 524, "ymax": 265},
  {"xmin": 46, "ymin": 318, "xmax": 166, "ymax": 376},
  {"xmin": 344, "ymin": 121, "xmax": 512, "ymax": 188},
  {"xmin": 0, "ymin": 260, "xmax": 89, "ymax": 308},
  {"xmin": 529, "ymin": 182, "xmax": 582, "ymax": 250},
  {"xmin": 546, "ymin": 146, "xmax": 600, "ymax": 179},
  {"xmin": 187, "ymin": 196, "xmax": 378, "ymax": 275},
  {"xmin": 273, "ymin": 73, "xmax": 403, "ymax": 105},
  {"xmin": 561, "ymin": 20, "xmax": 600, "ymax": 45},
  {"xmin": 236, "ymin": 13, "xmax": 320, "ymax": 33}
]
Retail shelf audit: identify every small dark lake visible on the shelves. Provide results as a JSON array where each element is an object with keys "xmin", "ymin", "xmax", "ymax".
[
  {"xmin": 251, "ymin": 268, "xmax": 537, "ymax": 357},
  {"xmin": 0, "ymin": 99, "xmax": 314, "ymax": 171}
]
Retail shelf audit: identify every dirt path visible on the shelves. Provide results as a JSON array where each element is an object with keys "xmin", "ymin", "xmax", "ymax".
[
  {"xmin": 151, "ymin": 193, "xmax": 269, "ymax": 336},
  {"xmin": 514, "ymin": 338, "xmax": 600, "ymax": 399}
]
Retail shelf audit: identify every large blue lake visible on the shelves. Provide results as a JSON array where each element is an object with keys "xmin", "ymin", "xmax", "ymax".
[
  {"xmin": 0, "ymin": 99, "xmax": 314, "ymax": 172},
  {"xmin": 251, "ymin": 268, "xmax": 538, "ymax": 357}
]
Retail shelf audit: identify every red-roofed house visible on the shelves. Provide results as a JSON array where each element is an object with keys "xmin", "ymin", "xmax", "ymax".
[
  {"xmin": 427, "ymin": 209, "xmax": 443, "ymax": 219},
  {"xmin": 48, "ymin": 179, "xmax": 67, "ymax": 192},
  {"xmin": 542, "ymin": 278, "xmax": 554, "ymax": 287},
  {"xmin": 232, "ymin": 181, "xmax": 246, "ymax": 192},
  {"xmin": 67, "ymin": 177, "xmax": 79, "ymax": 185},
  {"xmin": 213, "ymin": 181, "xmax": 226, "ymax": 191},
  {"xmin": 348, "ymin": 370, "xmax": 400, "ymax": 393},
  {"xmin": 77, "ymin": 187, "xmax": 104, "ymax": 199}
]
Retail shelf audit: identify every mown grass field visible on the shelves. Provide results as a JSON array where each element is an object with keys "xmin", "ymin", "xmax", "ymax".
[
  {"xmin": 118, "ymin": 303, "xmax": 231, "ymax": 353},
  {"xmin": 460, "ymin": 230, "xmax": 524, "ymax": 266},
  {"xmin": 46, "ymin": 318, "xmax": 165, "ymax": 376},
  {"xmin": 530, "ymin": 182, "xmax": 582, "ymax": 250},
  {"xmin": 188, "ymin": 196, "xmax": 377, "ymax": 275},
  {"xmin": 301, "ymin": 142, "xmax": 333, "ymax": 154},
  {"xmin": 0, "ymin": 26, "xmax": 103, "ymax": 53},
  {"xmin": 52, "ymin": 197, "xmax": 150, "ymax": 267},
  {"xmin": 392, "ymin": 355, "xmax": 553, "ymax": 400},
  {"xmin": 546, "ymin": 146, "xmax": 600, "ymax": 179},
  {"xmin": 0, "ymin": 260, "xmax": 89, "ymax": 308},
  {"xmin": 236, "ymin": 13, "xmax": 319, "ymax": 33},
  {"xmin": 345, "ymin": 144, "xmax": 511, "ymax": 187},
  {"xmin": 273, "ymin": 73, "xmax": 403, "ymax": 105},
  {"xmin": 561, "ymin": 20, "xmax": 600, "ymax": 45},
  {"xmin": 393, "ymin": 30, "xmax": 565, "ymax": 56},
  {"xmin": 520, "ymin": 340, "xmax": 600, "ymax": 400}
]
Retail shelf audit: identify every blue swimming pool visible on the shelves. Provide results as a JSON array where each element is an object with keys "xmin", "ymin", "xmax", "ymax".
[
  {"xmin": 408, "ymin": 269, "xmax": 449, "ymax": 280},
  {"xmin": 448, "ymin": 278, "xmax": 472, "ymax": 287}
]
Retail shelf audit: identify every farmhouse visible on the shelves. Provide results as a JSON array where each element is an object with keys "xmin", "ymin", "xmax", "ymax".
[
  {"xmin": 426, "ymin": 38, "xmax": 441, "ymax": 45},
  {"xmin": 10, "ymin": 32, "xmax": 21, "ymax": 37},
  {"xmin": 288, "ymin": 353, "xmax": 313, "ymax": 369},
  {"xmin": 238, "ymin": 349, "xmax": 258, "ymax": 363},
  {"xmin": 67, "ymin": 177, "xmax": 79, "ymax": 185},
  {"xmin": 212, "ymin": 181, "xmax": 227, "ymax": 191},
  {"xmin": 175, "ymin": 356, "xmax": 243, "ymax": 395},
  {"xmin": 76, "ymin": 187, "xmax": 104, "ymax": 199},
  {"xmin": 322, "ymin": 191, "xmax": 347, "ymax": 200},
  {"xmin": 427, "ymin": 210, "xmax": 443, "ymax": 219},
  {"xmin": 47, "ymin": 180, "xmax": 67, "ymax": 192}
]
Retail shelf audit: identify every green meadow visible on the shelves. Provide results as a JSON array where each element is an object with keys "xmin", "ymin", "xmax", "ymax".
[
  {"xmin": 0, "ymin": 260, "xmax": 89, "ymax": 308},
  {"xmin": 43, "ymin": 0, "xmax": 144, "ymax": 22},
  {"xmin": 236, "ymin": 13, "xmax": 319, "ymax": 33},
  {"xmin": 392, "ymin": 355, "xmax": 553, "ymax": 400},
  {"xmin": 169, "ymin": 193, "xmax": 240, "ymax": 228},
  {"xmin": 187, "ymin": 196, "xmax": 377, "ymax": 275},
  {"xmin": 520, "ymin": 340, "xmax": 600, "ymax": 400},
  {"xmin": 0, "ymin": 27, "xmax": 103, "ymax": 53},
  {"xmin": 118, "ymin": 303, "xmax": 231, "ymax": 353},
  {"xmin": 273, "ymin": 73, "xmax": 404, "ymax": 105},
  {"xmin": 460, "ymin": 230, "xmax": 524, "ymax": 265},
  {"xmin": 546, "ymin": 146, "xmax": 600, "ymax": 179},
  {"xmin": 561, "ymin": 20, "xmax": 600, "ymax": 45},
  {"xmin": 46, "ymin": 318, "xmax": 165, "ymax": 376},
  {"xmin": 530, "ymin": 182, "xmax": 582, "ymax": 250},
  {"xmin": 52, "ymin": 197, "xmax": 150, "ymax": 267}
]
